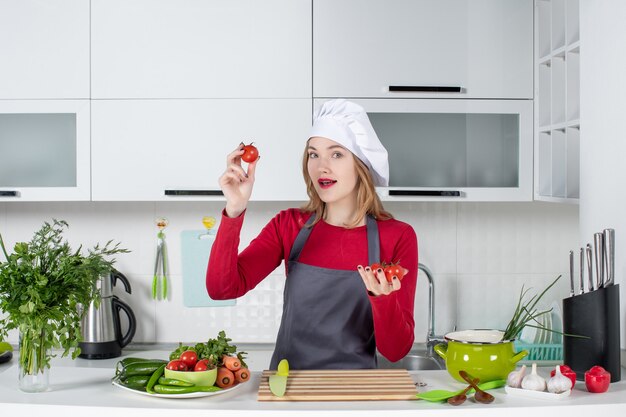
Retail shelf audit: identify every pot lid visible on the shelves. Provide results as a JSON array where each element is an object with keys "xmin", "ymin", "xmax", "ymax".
[{"xmin": 444, "ymin": 329, "xmax": 510, "ymax": 344}]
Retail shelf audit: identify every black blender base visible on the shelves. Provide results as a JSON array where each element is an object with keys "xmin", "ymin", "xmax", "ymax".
[{"xmin": 78, "ymin": 341, "xmax": 122, "ymax": 359}]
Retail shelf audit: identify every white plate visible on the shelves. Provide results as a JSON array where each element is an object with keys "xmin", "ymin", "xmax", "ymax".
[
  {"xmin": 533, "ymin": 315, "xmax": 545, "ymax": 344},
  {"xmin": 505, "ymin": 385, "xmax": 571, "ymax": 400},
  {"xmin": 112, "ymin": 379, "xmax": 243, "ymax": 399},
  {"xmin": 519, "ymin": 323, "xmax": 537, "ymax": 344}
]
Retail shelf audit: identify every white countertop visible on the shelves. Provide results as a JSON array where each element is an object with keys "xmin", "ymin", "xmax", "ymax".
[{"xmin": 1, "ymin": 348, "xmax": 625, "ymax": 417}]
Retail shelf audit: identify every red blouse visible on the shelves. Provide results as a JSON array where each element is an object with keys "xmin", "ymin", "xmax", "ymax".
[{"xmin": 206, "ymin": 208, "xmax": 418, "ymax": 362}]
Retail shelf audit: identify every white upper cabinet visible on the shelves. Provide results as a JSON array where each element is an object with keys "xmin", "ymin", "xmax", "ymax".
[
  {"xmin": 0, "ymin": 100, "xmax": 91, "ymax": 201},
  {"xmin": 91, "ymin": 99, "xmax": 310, "ymax": 201},
  {"xmin": 313, "ymin": 0, "xmax": 533, "ymax": 99},
  {"xmin": 91, "ymin": 0, "xmax": 312, "ymax": 99},
  {"xmin": 0, "ymin": 0, "xmax": 89, "ymax": 99}
]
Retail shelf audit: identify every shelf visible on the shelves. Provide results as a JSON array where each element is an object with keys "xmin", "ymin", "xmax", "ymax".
[
  {"xmin": 567, "ymin": 40, "xmax": 580, "ymax": 53},
  {"xmin": 534, "ymin": 195, "xmax": 580, "ymax": 205},
  {"xmin": 535, "ymin": 0, "xmax": 580, "ymax": 205}
]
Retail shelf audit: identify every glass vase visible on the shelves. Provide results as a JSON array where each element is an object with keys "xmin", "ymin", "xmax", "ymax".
[{"xmin": 18, "ymin": 328, "xmax": 50, "ymax": 392}]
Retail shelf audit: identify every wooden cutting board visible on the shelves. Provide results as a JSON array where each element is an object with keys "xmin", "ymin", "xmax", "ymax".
[{"xmin": 257, "ymin": 369, "xmax": 417, "ymax": 401}]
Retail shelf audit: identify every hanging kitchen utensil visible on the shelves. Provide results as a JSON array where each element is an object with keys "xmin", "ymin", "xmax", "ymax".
[
  {"xmin": 152, "ymin": 217, "xmax": 169, "ymax": 301},
  {"xmin": 181, "ymin": 216, "xmax": 236, "ymax": 307}
]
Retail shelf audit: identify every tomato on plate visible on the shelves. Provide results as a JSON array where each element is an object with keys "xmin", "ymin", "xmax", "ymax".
[
  {"xmin": 166, "ymin": 360, "xmax": 188, "ymax": 371},
  {"xmin": 194, "ymin": 359, "xmax": 211, "ymax": 372},
  {"xmin": 241, "ymin": 143, "xmax": 259, "ymax": 163},
  {"xmin": 179, "ymin": 350, "xmax": 198, "ymax": 369}
]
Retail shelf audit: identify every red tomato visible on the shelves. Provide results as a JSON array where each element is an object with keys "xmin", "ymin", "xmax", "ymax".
[
  {"xmin": 241, "ymin": 143, "xmax": 259, "ymax": 163},
  {"xmin": 370, "ymin": 263, "xmax": 381, "ymax": 272},
  {"xmin": 585, "ymin": 365, "xmax": 610, "ymax": 393},
  {"xmin": 194, "ymin": 359, "xmax": 211, "ymax": 372},
  {"xmin": 550, "ymin": 364, "xmax": 577, "ymax": 389},
  {"xmin": 179, "ymin": 350, "xmax": 198, "ymax": 369},
  {"xmin": 166, "ymin": 360, "xmax": 188, "ymax": 371},
  {"xmin": 384, "ymin": 264, "xmax": 405, "ymax": 283}
]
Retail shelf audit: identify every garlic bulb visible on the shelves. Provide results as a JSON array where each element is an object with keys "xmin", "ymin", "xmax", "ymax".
[
  {"xmin": 547, "ymin": 365, "xmax": 572, "ymax": 393},
  {"xmin": 521, "ymin": 363, "xmax": 547, "ymax": 391},
  {"xmin": 506, "ymin": 364, "xmax": 527, "ymax": 388}
]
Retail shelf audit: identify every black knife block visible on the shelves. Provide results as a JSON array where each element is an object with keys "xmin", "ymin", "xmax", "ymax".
[{"xmin": 562, "ymin": 284, "xmax": 621, "ymax": 382}]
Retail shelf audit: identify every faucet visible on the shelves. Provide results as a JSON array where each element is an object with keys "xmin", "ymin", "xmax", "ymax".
[{"xmin": 418, "ymin": 263, "xmax": 447, "ymax": 360}]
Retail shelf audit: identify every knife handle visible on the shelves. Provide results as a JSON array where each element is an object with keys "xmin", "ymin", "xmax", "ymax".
[
  {"xmin": 579, "ymin": 248, "xmax": 585, "ymax": 294},
  {"xmin": 569, "ymin": 250, "xmax": 575, "ymax": 297},
  {"xmin": 586, "ymin": 244, "xmax": 594, "ymax": 291},
  {"xmin": 603, "ymin": 228, "xmax": 615, "ymax": 287},
  {"xmin": 594, "ymin": 233, "xmax": 605, "ymax": 289}
]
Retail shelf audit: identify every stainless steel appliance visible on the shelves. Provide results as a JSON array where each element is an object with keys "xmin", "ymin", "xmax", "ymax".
[{"xmin": 79, "ymin": 270, "xmax": 136, "ymax": 359}]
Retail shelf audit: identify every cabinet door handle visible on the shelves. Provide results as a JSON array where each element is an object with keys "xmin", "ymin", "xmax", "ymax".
[
  {"xmin": 388, "ymin": 190, "xmax": 461, "ymax": 197},
  {"xmin": 0, "ymin": 191, "xmax": 19, "ymax": 197},
  {"xmin": 164, "ymin": 190, "xmax": 224, "ymax": 196},
  {"xmin": 389, "ymin": 86, "xmax": 463, "ymax": 93}
]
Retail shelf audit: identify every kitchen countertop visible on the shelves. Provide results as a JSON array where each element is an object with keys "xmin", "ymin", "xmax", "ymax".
[{"xmin": 1, "ymin": 348, "xmax": 626, "ymax": 417}]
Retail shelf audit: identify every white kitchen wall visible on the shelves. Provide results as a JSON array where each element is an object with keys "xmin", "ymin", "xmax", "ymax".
[
  {"xmin": 0, "ymin": 201, "xmax": 578, "ymax": 345},
  {"xmin": 580, "ymin": 0, "xmax": 626, "ymax": 351}
]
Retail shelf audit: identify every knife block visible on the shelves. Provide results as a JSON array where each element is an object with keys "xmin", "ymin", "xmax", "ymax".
[{"xmin": 562, "ymin": 284, "xmax": 621, "ymax": 382}]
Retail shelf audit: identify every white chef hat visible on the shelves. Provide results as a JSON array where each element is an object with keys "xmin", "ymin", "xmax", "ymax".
[{"xmin": 308, "ymin": 99, "xmax": 389, "ymax": 187}]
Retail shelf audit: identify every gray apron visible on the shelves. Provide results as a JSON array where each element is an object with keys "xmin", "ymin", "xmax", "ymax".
[{"xmin": 269, "ymin": 214, "xmax": 380, "ymax": 369}]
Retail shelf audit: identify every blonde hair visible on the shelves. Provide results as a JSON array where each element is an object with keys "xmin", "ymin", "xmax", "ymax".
[{"xmin": 300, "ymin": 147, "xmax": 393, "ymax": 228}]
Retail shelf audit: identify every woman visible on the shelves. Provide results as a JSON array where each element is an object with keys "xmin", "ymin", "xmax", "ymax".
[{"xmin": 207, "ymin": 99, "xmax": 418, "ymax": 369}]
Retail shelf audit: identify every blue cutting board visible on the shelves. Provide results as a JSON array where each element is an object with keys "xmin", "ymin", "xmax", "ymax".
[{"xmin": 181, "ymin": 230, "xmax": 236, "ymax": 307}]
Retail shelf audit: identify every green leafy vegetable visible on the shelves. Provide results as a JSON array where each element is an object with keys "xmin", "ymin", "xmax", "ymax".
[
  {"xmin": 0, "ymin": 219, "xmax": 128, "ymax": 375},
  {"xmin": 502, "ymin": 275, "xmax": 560, "ymax": 341},
  {"xmin": 169, "ymin": 330, "xmax": 247, "ymax": 368}
]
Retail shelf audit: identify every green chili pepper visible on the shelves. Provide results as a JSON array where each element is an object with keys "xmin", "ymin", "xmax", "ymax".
[
  {"xmin": 153, "ymin": 384, "xmax": 222, "ymax": 394},
  {"xmin": 146, "ymin": 364, "xmax": 166, "ymax": 394},
  {"xmin": 158, "ymin": 377, "xmax": 194, "ymax": 387}
]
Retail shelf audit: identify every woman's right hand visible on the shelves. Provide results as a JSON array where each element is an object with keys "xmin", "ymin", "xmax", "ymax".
[{"xmin": 219, "ymin": 143, "xmax": 259, "ymax": 218}]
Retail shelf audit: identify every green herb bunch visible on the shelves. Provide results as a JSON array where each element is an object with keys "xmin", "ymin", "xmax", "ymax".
[
  {"xmin": 502, "ymin": 275, "xmax": 561, "ymax": 341},
  {"xmin": 0, "ymin": 219, "xmax": 128, "ymax": 374},
  {"xmin": 169, "ymin": 330, "xmax": 248, "ymax": 368}
]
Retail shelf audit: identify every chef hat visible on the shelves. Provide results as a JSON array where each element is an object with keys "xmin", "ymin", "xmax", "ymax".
[{"xmin": 308, "ymin": 99, "xmax": 389, "ymax": 187}]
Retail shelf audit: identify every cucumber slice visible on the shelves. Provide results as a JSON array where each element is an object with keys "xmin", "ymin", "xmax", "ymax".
[{"xmin": 269, "ymin": 375, "xmax": 287, "ymax": 397}]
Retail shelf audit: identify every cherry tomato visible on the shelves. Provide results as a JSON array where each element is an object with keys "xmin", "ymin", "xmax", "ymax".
[
  {"xmin": 550, "ymin": 364, "xmax": 577, "ymax": 388},
  {"xmin": 241, "ymin": 143, "xmax": 259, "ymax": 163},
  {"xmin": 585, "ymin": 365, "xmax": 610, "ymax": 393},
  {"xmin": 166, "ymin": 360, "xmax": 188, "ymax": 371},
  {"xmin": 370, "ymin": 263, "xmax": 381, "ymax": 272},
  {"xmin": 179, "ymin": 350, "xmax": 198, "ymax": 369},
  {"xmin": 194, "ymin": 359, "xmax": 211, "ymax": 372},
  {"xmin": 384, "ymin": 264, "xmax": 405, "ymax": 283}
]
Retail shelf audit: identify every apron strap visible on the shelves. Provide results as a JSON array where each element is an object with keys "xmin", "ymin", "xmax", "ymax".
[
  {"xmin": 366, "ymin": 215, "xmax": 380, "ymax": 265},
  {"xmin": 288, "ymin": 213, "xmax": 381, "ymax": 264},
  {"xmin": 288, "ymin": 214, "xmax": 317, "ymax": 262}
]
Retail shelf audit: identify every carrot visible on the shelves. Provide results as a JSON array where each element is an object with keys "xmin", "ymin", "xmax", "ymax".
[
  {"xmin": 222, "ymin": 354, "xmax": 241, "ymax": 372},
  {"xmin": 235, "ymin": 367, "xmax": 250, "ymax": 383},
  {"xmin": 216, "ymin": 366, "xmax": 235, "ymax": 388}
]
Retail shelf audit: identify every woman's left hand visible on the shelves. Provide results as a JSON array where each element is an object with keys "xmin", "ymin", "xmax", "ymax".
[{"xmin": 357, "ymin": 265, "xmax": 408, "ymax": 296}]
